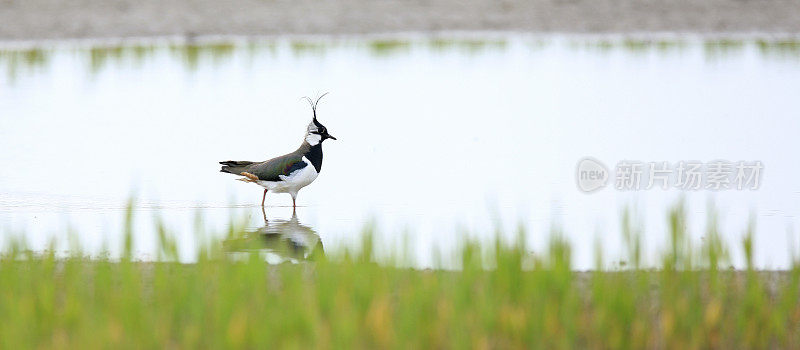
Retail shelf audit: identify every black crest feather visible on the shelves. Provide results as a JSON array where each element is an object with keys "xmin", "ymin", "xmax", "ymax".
[{"xmin": 302, "ymin": 92, "xmax": 329, "ymax": 122}]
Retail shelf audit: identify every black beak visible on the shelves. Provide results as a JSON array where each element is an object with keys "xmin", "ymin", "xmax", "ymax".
[{"xmin": 325, "ymin": 134, "xmax": 337, "ymax": 140}]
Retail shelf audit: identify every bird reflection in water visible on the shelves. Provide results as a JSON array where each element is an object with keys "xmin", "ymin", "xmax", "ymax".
[{"xmin": 223, "ymin": 208, "xmax": 324, "ymax": 263}]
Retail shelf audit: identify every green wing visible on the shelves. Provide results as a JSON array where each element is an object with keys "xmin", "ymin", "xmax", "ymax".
[{"xmin": 247, "ymin": 154, "xmax": 307, "ymax": 181}]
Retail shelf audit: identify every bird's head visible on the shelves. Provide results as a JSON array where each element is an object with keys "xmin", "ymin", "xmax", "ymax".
[{"xmin": 303, "ymin": 93, "xmax": 337, "ymax": 145}]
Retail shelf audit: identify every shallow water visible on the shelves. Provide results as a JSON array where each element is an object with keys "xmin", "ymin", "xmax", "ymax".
[{"xmin": 1, "ymin": 37, "xmax": 799, "ymax": 269}]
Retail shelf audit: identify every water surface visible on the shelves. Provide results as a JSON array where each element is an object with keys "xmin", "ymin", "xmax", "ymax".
[{"xmin": 1, "ymin": 37, "xmax": 799, "ymax": 268}]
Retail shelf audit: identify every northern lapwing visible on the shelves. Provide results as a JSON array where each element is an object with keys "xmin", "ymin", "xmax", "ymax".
[{"xmin": 219, "ymin": 94, "xmax": 336, "ymax": 208}]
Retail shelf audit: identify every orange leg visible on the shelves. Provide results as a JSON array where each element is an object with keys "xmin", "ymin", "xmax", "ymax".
[{"xmin": 261, "ymin": 189, "xmax": 267, "ymax": 207}]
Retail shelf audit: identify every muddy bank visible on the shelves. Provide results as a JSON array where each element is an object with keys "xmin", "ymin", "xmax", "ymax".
[{"xmin": 1, "ymin": 0, "xmax": 800, "ymax": 41}]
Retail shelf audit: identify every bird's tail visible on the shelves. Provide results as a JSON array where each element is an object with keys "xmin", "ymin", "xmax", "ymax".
[{"xmin": 219, "ymin": 160, "xmax": 254, "ymax": 175}]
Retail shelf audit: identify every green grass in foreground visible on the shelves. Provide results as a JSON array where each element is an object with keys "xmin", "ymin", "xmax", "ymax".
[{"xmin": 2, "ymin": 203, "xmax": 800, "ymax": 349}]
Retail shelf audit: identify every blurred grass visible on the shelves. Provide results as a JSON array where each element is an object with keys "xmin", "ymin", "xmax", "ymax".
[
  {"xmin": 2, "ymin": 202, "xmax": 800, "ymax": 348},
  {"xmin": 5, "ymin": 38, "xmax": 800, "ymax": 85}
]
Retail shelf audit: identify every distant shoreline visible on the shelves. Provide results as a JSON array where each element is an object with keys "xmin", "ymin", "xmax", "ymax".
[
  {"xmin": 2, "ymin": 0, "xmax": 800, "ymax": 43},
  {"xmin": 2, "ymin": 31, "xmax": 800, "ymax": 50}
]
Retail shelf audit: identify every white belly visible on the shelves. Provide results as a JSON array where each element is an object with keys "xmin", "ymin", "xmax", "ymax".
[{"xmin": 256, "ymin": 158, "xmax": 319, "ymax": 198}]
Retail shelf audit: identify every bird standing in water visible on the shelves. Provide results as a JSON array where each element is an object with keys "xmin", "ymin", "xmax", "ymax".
[{"xmin": 219, "ymin": 94, "xmax": 336, "ymax": 208}]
